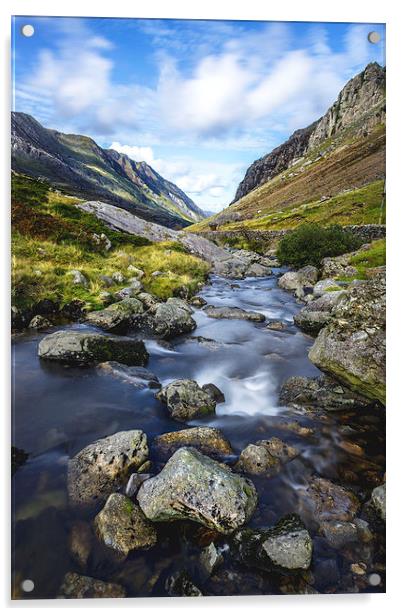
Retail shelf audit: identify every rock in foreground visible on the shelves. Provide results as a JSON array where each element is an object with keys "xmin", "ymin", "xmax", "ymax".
[
  {"xmin": 150, "ymin": 300, "xmax": 196, "ymax": 339},
  {"xmin": 94, "ymin": 493, "xmax": 157, "ymax": 556},
  {"xmin": 38, "ymin": 331, "xmax": 148, "ymax": 366},
  {"xmin": 156, "ymin": 379, "xmax": 219, "ymax": 422},
  {"xmin": 234, "ymin": 514, "xmax": 313, "ymax": 572},
  {"xmin": 59, "ymin": 572, "xmax": 126, "ymax": 599},
  {"xmin": 67, "ymin": 430, "xmax": 149, "ymax": 508},
  {"xmin": 153, "ymin": 427, "xmax": 233, "ymax": 459},
  {"xmin": 137, "ymin": 447, "xmax": 257, "ymax": 534}
]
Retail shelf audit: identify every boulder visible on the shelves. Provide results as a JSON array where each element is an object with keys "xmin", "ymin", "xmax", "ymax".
[
  {"xmin": 294, "ymin": 310, "xmax": 332, "ymax": 335},
  {"xmin": 99, "ymin": 275, "xmax": 114, "ymax": 288},
  {"xmin": 59, "ymin": 572, "xmax": 126, "ymax": 599},
  {"xmin": 97, "ymin": 361, "xmax": 160, "ymax": 389},
  {"xmin": 190, "ymin": 296, "xmax": 207, "ymax": 308},
  {"xmin": 67, "ymin": 430, "xmax": 149, "ymax": 508},
  {"xmin": 137, "ymin": 447, "xmax": 257, "ymax": 534},
  {"xmin": 200, "ymin": 542, "xmax": 224, "ymax": 576},
  {"xmin": 94, "ymin": 493, "xmax": 157, "ymax": 556},
  {"xmin": 297, "ymin": 265, "xmax": 319, "ymax": 285},
  {"xmin": 153, "ymin": 427, "xmax": 233, "ymax": 459},
  {"xmin": 150, "ymin": 301, "xmax": 196, "ymax": 339},
  {"xmin": 235, "ymin": 438, "xmax": 298, "ymax": 476},
  {"xmin": 246, "ymin": 263, "xmax": 272, "ymax": 277},
  {"xmin": 28, "ymin": 315, "xmax": 52, "ymax": 329},
  {"xmin": 127, "ymin": 265, "xmax": 145, "ymax": 279},
  {"xmin": 278, "ymin": 271, "xmax": 302, "ymax": 291},
  {"xmin": 85, "ymin": 298, "xmax": 144, "ymax": 334},
  {"xmin": 156, "ymin": 379, "xmax": 218, "ymax": 422},
  {"xmin": 370, "ymin": 483, "xmax": 385, "ymax": 521},
  {"xmin": 233, "ymin": 514, "xmax": 313, "ymax": 572},
  {"xmin": 38, "ymin": 331, "xmax": 148, "ymax": 366},
  {"xmin": 201, "ymin": 382, "xmax": 225, "ymax": 403},
  {"xmin": 308, "ymin": 274, "xmax": 385, "ymax": 404},
  {"xmin": 303, "ymin": 477, "xmax": 360, "ymax": 524},
  {"xmin": 111, "ymin": 271, "xmax": 124, "ymax": 283},
  {"xmin": 68, "ymin": 269, "xmax": 88, "ymax": 287},
  {"xmin": 114, "ymin": 286, "xmax": 141, "ymax": 301},
  {"xmin": 279, "ymin": 375, "xmax": 372, "ymax": 412},
  {"xmin": 313, "ymin": 279, "xmax": 340, "ymax": 297},
  {"xmin": 204, "ymin": 305, "xmax": 265, "ymax": 322},
  {"xmin": 125, "ymin": 473, "xmax": 153, "ymax": 498},
  {"xmin": 266, "ymin": 320, "xmax": 286, "ymax": 331}
]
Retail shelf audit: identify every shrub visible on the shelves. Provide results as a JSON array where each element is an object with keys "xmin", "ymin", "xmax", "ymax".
[{"xmin": 277, "ymin": 223, "xmax": 362, "ymax": 268}]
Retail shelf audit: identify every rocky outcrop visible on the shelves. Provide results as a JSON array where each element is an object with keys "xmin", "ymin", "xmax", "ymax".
[
  {"xmin": 94, "ymin": 493, "xmax": 157, "ymax": 556},
  {"xmin": 153, "ymin": 427, "xmax": 233, "ymax": 458},
  {"xmin": 59, "ymin": 572, "xmax": 126, "ymax": 599},
  {"xmin": 233, "ymin": 514, "xmax": 313, "ymax": 572},
  {"xmin": 204, "ymin": 306, "xmax": 265, "ymax": 322},
  {"xmin": 232, "ymin": 63, "xmax": 385, "ymax": 203},
  {"xmin": 67, "ymin": 430, "xmax": 149, "ymax": 507},
  {"xmin": 38, "ymin": 330, "xmax": 148, "ymax": 366},
  {"xmin": 308, "ymin": 273, "xmax": 385, "ymax": 404},
  {"xmin": 155, "ymin": 379, "xmax": 220, "ymax": 422},
  {"xmin": 137, "ymin": 447, "xmax": 257, "ymax": 534}
]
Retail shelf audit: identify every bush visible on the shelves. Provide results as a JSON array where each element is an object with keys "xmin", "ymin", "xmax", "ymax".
[{"xmin": 277, "ymin": 223, "xmax": 362, "ymax": 268}]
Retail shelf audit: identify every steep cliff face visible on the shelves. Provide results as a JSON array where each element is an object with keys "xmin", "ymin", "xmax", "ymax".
[
  {"xmin": 11, "ymin": 112, "xmax": 205, "ymax": 229},
  {"xmin": 232, "ymin": 63, "xmax": 385, "ymax": 204}
]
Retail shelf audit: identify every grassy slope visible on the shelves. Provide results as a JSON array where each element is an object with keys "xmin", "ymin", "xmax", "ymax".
[
  {"xmin": 11, "ymin": 174, "xmax": 209, "ymax": 311},
  {"xmin": 188, "ymin": 125, "xmax": 385, "ymax": 233}
]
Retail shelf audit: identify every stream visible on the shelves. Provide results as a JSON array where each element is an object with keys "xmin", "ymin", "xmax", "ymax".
[{"xmin": 11, "ymin": 270, "xmax": 385, "ymax": 598}]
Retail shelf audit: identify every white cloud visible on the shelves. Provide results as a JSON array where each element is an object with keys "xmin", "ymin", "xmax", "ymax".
[{"xmin": 109, "ymin": 142, "xmax": 155, "ymax": 165}]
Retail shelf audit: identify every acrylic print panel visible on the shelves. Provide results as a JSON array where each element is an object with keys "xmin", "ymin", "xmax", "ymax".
[{"xmin": 11, "ymin": 15, "xmax": 386, "ymax": 599}]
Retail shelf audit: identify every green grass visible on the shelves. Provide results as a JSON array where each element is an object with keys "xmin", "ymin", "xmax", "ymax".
[
  {"xmin": 11, "ymin": 174, "xmax": 210, "ymax": 311},
  {"xmin": 348, "ymin": 238, "xmax": 386, "ymax": 278}
]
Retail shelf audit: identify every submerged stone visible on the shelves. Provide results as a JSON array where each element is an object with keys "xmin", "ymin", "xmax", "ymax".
[{"xmin": 204, "ymin": 305, "xmax": 265, "ymax": 322}]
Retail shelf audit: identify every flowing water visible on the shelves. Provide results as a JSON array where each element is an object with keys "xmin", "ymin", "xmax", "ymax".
[{"xmin": 11, "ymin": 272, "xmax": 385, "ymax": 598}]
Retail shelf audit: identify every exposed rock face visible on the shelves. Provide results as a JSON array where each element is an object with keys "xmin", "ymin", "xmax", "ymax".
[
  {"xmin": 233, "ymin": 514, "xmax": 313, "ymax": 572},
  {"xmin": 156, "ymin": 379, "xmax": 218, "ymax": 422},
  {"xmin": 12, "ymin": 112, "xmax": 204, "ymax": 228},
  {"xmin": 232, "ymin": 63, "xmax": 385, "ymax": 203},
  {"xmin": 137, "ymin": 447, "xmax": 257, "ymax": 534},
  {"xmin": 59, "ymin": 572, "xmax": 126, "ymax": 599},
  {"xmin": 308, "ymin": 273, "xmax": 385, "ymax": 404},
  {"xmin": 204, "ymin": 306, "xmax": 265, "ymax": 322},
  {"xmin": 153, "ymin": 427, "xmax": 233, "ymax": 459},
  {"xmin": 279, "ymin": 374, "xmax": 372, "ymax": 412},
  {"xmin": 94, "ymin": 493, "xmax": 157, "ymax": 556},
  {"xmin": 370, "ymin": 483, "xmax": 386, "ymax": 521},
  {"xmin": 97, "ymin": 362, "xmax": 160, "ymax": 389},
  {"xmin": 38, "ymin": 331, "xmax": 148, "ymax": 366},
  {"xmin": 67, "ymin": 430, "xmax": 149, "ymax": 507}
]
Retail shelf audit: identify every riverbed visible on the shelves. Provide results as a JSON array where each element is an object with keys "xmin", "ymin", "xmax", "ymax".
[{"xmin": 11, "ymin": 271, "xmax": 385, "ymax": 598}]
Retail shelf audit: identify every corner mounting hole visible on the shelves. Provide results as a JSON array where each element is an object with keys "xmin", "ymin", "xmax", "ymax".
[
  {"xmin": 368, "ymin": 31, "xmax": 380, "ymax": 44},
  {"xmin": 21, "ymin": 24, "xmax": 35, "ymax": 38},
  {"xmin": 21, "ymin": 579, "xmax": 34, "ymax": 592}
]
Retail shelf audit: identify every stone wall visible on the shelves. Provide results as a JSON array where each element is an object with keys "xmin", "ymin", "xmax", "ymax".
[{"xmin": 198, "ymin": 224, "xmax": 386, "ymax": 248}]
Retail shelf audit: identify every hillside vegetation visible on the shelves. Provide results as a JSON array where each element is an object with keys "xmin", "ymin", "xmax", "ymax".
[{"xmin": 11, "ymin": 174, "xmax": 209, "ymax": 312}]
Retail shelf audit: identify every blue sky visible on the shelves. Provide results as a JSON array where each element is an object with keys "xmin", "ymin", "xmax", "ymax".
[{"xmin": 12, "ymin": 17, "xmax": 385, "ymax": 212}]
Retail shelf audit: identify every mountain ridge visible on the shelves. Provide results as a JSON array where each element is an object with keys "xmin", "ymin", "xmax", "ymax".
[{"xmin": 11, "ymin": 112, "xmax": 205, "ymax": 229}]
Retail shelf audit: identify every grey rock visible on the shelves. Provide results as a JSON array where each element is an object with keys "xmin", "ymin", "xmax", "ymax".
[
  {"xmin": 297, "ymin": 265, "xmax": 319, "ymax": 285},
  {"xmin": 166, "ymin": 297, "xmax": 193, "ymax": 314},
  {"xmin": 99, "ymin": 275, "xmax": 114, "ymax": 288},
  {"xmin": 279, "ymin": 374, "xmax": 371, "ymax": 412},
  {"xmin": 165, "ymin": 571, "xmax": 203, "ymax": 597},
  {"xmin": 294, "ymin": 310, "xmax": 332, "ymax": 335},
  {"xmin": 278, "ymin": 271, "xmax": 303, "ymax": 291},
  {"xmin": 38, "ymin": 330, "xmax": 148, "ymax": 366},
  {"xmin": 137, "ymin": 447, "xmax": 257, "ymax": 534},
  {"xmin": 190, "ymin": 296, "xmax": 207, "ymax": 308},
  {"xmin": 153, "ymin": 427, "xmax": 233, "ymax": 459},
  {"xmin": 156, "ymin": 379, "xmax": 217, "ymax": 422},
  {"xmin": 150, "ymin": 301, "xmax": 196, "ymax": 339},
  {"xmin": 67, "ymin": 430, "xmax": 149, "ymax": 508},
  {"xmin": 111, "ymin": 271, "xmax": 125, "ymax": 283},
  {"xmin": 99, "ymin": 291, "xmax": 113, "ymax": 304},
  {"xmin": 68, "ymin": 269, "xmax": 88, "ymax": 287},
  {"xmin": 127, "ymin": 265, "xmax": 144, "ymax": 279},
  {"xmin": 200, "ymin": 542, "xmax": 224, "ymax": 576},
  {"xmin": 201, "ymin": 382, "xmax": 225, "ymax": 403},
  {"xmin": 114, "ymin": 286, "xmax": 140, "ymax": 301},
  {"xmin": 370, "ymin": 483, "xmax": 385, "ymax": 521},
  {"xmin": 59, "ymin": 572, "xmax": 126, "ymax": 598},
  {"xmin": 266, "ymin": 320, "xmax": 286, "ymax": 331},
  {"xmin": 91, "ymin": 232, "xmax": 111, "ymax": 251},
  {"xmin": 125, "ymin": 473, "xmax": 153, "ymax": 498},
  {"xmin": 86, "ymin": 298, "xmax": 144, "ymax": 333},
  {"xmin": 97, "ymin": 361, "xmax": 160, "ymax": 389},
  {"xmin": 204, "ymin": 305, "xmax": 265, "ymax": 322},
  {"xmin": 246, "ymin": 263, "xmax": 272, "ymax": 277},
  {"xmin": 94, "ymin": 493, "xmax": 157, "ymax": 556},
  {"xmin": 313, "ymin": 279, "xmax": 340, "ymax": 297},
  {"xmin": 235, "ymin": 437, "xmax": 298, "ymax": 476},
  {"xmin": 28, "ymin": 315, "xmax": 52, "ymax": 329}
]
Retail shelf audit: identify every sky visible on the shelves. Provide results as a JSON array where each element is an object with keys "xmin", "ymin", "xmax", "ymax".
[{"xmin": 12, "ymin": 17, "xmax": 385, "ymax": 212}]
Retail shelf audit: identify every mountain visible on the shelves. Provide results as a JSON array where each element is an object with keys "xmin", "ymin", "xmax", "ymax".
[
  {"xmin": 189, "ymin": 63, "xmax": 385, "ymax": 233},
  {"xmin": 11, "ymin": 112, "xmax": 205, "ymax": 229}
]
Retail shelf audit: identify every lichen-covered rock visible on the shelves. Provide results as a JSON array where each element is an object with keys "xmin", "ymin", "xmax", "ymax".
[
  {"xmin": 235, "ymin": 438, "xmax": 298, "ymax": 476},
  {"xmin": 59, "ymin": 572, "xmax": 126, "ymax": 599},
  {"xmin": 370, "ymin": 483, "xmax": 385, "ymax": 521},
  {"xmin": 303, "ymin": 477, "xmax": 360, "ymax": 524},
  {"xmin": 97, "ymin": 361, "xmax": 160, "ymax": 389},
  {"xmin": 28, "ymin": 315, "xmax": 52, "ymax": 329},
  {"xmin": 85, "ymin": 298, "xmax": 144, "ymax": 334},
  {"xmin": 153, "ymin": 427, "xmax": 233, "ymax": 459},
  {"xmin": 308, "ymin": 274, "xmax": 385, "ymax": 404},
  {"xmin": 313, "ymin": 279, "xmax": 341, "ymax": 297},
  {"xmin": 279, "ymin": 374, "xmax": 371, "ymax": 412},
  {"xmin": 278, "ymin": 271, "xmax": 302, "ymax": 291},
  {"xmin": 204, "ymin": 305, "xmax": 265, "ymax": 322},
  {"xmin": 190, "ymin": 295, "xmax": 207, "ymax": 308},
  {"xmin": 38, "ymin": 331, "xmax": 148, "ymax": 366},
  {"xmin": 67, "ymin": 430, "xmax": 149, "ymax": 508},
  {"xmin": 150, "ymin": 301, "xmax": 196, "ymax": 339},
  {"xmin": 94, "ymin": 493, "xmax": 157, "ymax": 556},
  {"xmin": 137, "ymin": 447, "xmax": 257, "ymax": 534},
  {"xmin": 233, "ymin": 514, "xmax": 313, "ymax": 572},
  {"xmin": 294, "ymin": 310, "xmax": 332, "ymax": 335},
  {"xmin": 68, "ymin": 269, "xmax": 88, "ymax": 287},
  {"xmin": 156, "ymin": 379, "xmax": 218, "ymax": 422}
]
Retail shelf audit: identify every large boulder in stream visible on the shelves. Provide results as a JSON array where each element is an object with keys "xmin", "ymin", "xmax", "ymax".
[
  {"xmin": 94, "ymin": 493, "xmax": 157, "ymax": 556},
  {"xmin": 233, "ymin": 514, "xmax": 313, "ymax": 572},
  {"xmin": 156, "ymin": 379, "xmax": 221, "ymax": 422},
  {"xmin": 153, "ymin": 427, "xmax": 233, "ymax": 459},
  {"xmin": 308, "ymin": 274, "xmax": 385, "ymax": 404},
  {"xmin": 235, "ymin": 438, "xmax": 298, "ymax": 477},
  {"xmin": 137, "ymin": 447, "xmax": 258, "ymax": 534},
  {"xmin": 150, "ymin": 299, "xmax": 196, "ymax": 339},
  {"xmin": 38, "ymin": 330, "xmax": 148, "ymax": 366},
  {"xmin": 67, "ymin": 430, "xmax": 149, "ymax": 508},
  {"xmin": 85, "ymin": 298, "xmax": 144, "ymax": 333},
  {"xmin": 204, "ymin": 305, "xmax": 265, "ymax": 322}
]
